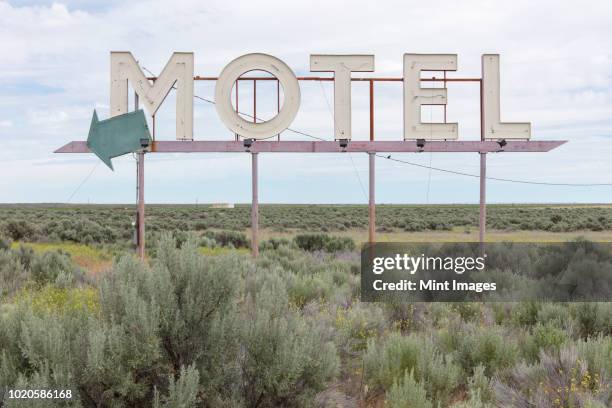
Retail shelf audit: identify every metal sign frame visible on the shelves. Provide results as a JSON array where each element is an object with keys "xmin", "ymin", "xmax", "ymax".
[{"xmin": 56, "ymin": 73, "xmax": 566, "ymax": 259}]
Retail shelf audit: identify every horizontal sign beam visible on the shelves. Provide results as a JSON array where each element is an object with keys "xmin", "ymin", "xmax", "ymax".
[{"xmin": 55, "ymin": 140, "xmax": 566, "ymax": 154}]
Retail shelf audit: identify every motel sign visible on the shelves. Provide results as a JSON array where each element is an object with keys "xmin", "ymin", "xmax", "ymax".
[
  {"xmin": 110, "ymin": 52, "xmax": 530, "ymax": 141},
  {"xmin": 57, "ymin": 51, "xmax": 565, "ymax": 260}
]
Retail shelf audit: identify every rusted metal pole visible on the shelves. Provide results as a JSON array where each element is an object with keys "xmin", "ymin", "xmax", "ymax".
[
  {"xmin": 369, "ymin": 80, "xmax": 374, "ymax": 141},
  {"xmin": 134, "ymin": 91, "xmax": 145, "ymax": 261},
  {"xmin": 368, "ymin": 152, "xmax": 376, "ymax": 244},
  {"xmin": 137, "ymin": 152, "xmax": 145, "ymax": 260},
  {"xmin": 251, "ymin": 152, "xmax": 259, "ymax": 257},
  {"xmin": 479, "ymin": 152, "xmax": 486, "ymax": 247},
  {"xmin": 180, "ymin": 75, "xmax": 482, "ymax": 83},
  {"xmin": 235, "ymin": 80, "xmax": 239, "ymax": 141},
  {"xmin": 443, "ymin": 71, "xmax": 447, "ymax": 123},
  {"xmin": 277, "ymin": 79, "xmax": 280, "ymax": 141},
  {"xmin": 478, "ymin": 79, "xmax": 486, "ymax": 251},
  {"xmin": 253, "ymin": 79, "xmax": 257, "ymax": 123}
]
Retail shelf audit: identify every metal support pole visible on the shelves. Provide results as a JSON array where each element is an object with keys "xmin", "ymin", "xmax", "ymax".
[
  {"xmin": 253, "ymin": 79, "xmax": 257, "ymax": 123},
  {"xmin": 137, "ymin": 152, "xmax": 145, "ymax": 261},
  {"xmin": 235, "ymin": 80, "xmax": 239, "ymax": 141},
  {"xmin": 479, "ymin": 152, "xmax": 486, "ymax": 250},
  {"xmin": 443, "ymin": 71, "xmax": 447, "ymax": 123},
  {"xmin": 369, "ymin": 80, "xmax": 374, "ymax": 141},
  {"xmin": 251, "ymin": 152, "xmax": 259, "ymax": 257},
  {"xmin": 133, "ymin": 91, "xmax": 145, "ymax": 261},
  {"xmin": 277, "ymin": 79, "xmax": 281, "ymax": 141},
  {"xmin": 478, "ymin": 78, "xmax": 486, "ymax": 253},
  {"xmin": 368, "ymin": 152, "xmax": 376, "ymax": 244}
]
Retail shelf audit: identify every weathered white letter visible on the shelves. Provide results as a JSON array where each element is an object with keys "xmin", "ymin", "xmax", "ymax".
[
  {"xmin": 310, "ymin": 55, "xmax": 375, "ymax": 140},
  {"xmin": 404, "ymin": 54, "xmax": 458, "ymax": 140},
  {"xmin": 110, "ymin": 52, "xmax": 194, "ymax": 140},
  {"xmin": 482, "ymin": 54, "xmax": 530, "ymax": 139},
  {"xmin": 215, "ymin": 53, "xmax": 300, "ymax": 140}
]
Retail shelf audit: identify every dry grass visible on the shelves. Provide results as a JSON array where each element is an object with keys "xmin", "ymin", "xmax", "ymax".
[{"xmin": 254, "ymin": 227, "xmax": 612, "ymax": 244}]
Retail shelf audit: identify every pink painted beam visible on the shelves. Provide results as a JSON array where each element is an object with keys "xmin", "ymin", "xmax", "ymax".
[{"xmin": 55, "ymin": 140, "xmax": 566, "ymax": 154}]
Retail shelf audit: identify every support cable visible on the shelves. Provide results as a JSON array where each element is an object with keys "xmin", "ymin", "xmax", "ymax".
[
  {"xmin": 65, "ymin": 161, "xmax": 100, "ymax": 203},
  {"xmin": 317, "ymin": 80, "xmax": 369, "ymax": 201}
]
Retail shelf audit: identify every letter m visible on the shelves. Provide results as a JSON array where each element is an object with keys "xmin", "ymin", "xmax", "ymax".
[{"xmin": 110, "ymin": 52, "xmax": 194, "ymax": 140}]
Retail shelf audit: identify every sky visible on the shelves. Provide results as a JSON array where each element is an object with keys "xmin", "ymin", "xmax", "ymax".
[{"xmin": 1, "ymin": 0, "xmax": 611, "ymax": 204}]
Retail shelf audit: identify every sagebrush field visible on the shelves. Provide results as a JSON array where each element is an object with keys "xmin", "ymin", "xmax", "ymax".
[{"xmin": 1, "ymin": 204, "xmax": 611, "ymax": 407}]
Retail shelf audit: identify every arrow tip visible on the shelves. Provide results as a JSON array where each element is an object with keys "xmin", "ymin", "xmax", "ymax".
[
  {"xmin": 101, "ymin": 156, "xmax": 114, "ymax": 171},
  {"xmin": 88, "ymin": 110, "xmax": 99, "ymax": 140},
  {"xmin": 87, "ymin": 109, "xmax": 114, "ymax": 171},
  {"xmin": 91, "ymin": 109, "xmax": 99, "ymax": 126}
]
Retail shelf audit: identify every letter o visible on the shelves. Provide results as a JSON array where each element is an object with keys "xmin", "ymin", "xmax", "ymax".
[{"xmin": 215, "ymin": 53, "xmax": 301, "ymax": 139}]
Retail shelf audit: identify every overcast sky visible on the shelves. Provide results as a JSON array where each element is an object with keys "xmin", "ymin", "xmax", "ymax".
[{"xmin": 1, "ymin": 0, "xmax": 611, "ymax": 204}]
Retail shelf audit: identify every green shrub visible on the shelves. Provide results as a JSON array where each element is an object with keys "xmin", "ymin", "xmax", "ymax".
[
  {"xmin": 43, "ymin": 219, "xmax": 117, "ymax": 244},
  {"xmin": 572, "ymin": 303, "xmax": 612, "ymax": 338},
  {"xmin": 5, "ymin": 220, "xmax": 36, "ymax": 241},
  {"xmin": 1, "ymin": 235, "xmax": 341, "ymax": 407},
  {"xmin": 204, "ymin": 230, "xmax": 250, "ymax": 248},
  {"xmin": 260, "ymin": 237, "xmax": 292, "ymax": 251},
  {"xmin": 493, "ymin": 346, "xmax": 611, "ymax": 407},
  {"xmin": 452, "ymin": 324, "xmax": 519, "ymax": 377},
  {"xmin": 294, "ymin": 234, "xmax": 329, "ymax": 251},
  {"xmin": 0, "ymin": 249, "xmax": 27, "ymax": 298},
  {"xmin": 238, "ymin": 278, "xmax": 339, "ymax": 407},
  {"xmin": 153, "ymin": 365, "xmax": 200, "ymax": 408},
  {"xmin": 364, "ymin": 332, "xmax": 460, "ymax": 406},
  {"xmin": 30, "ymin": 250, "xmax": 83, "ymax": 287},
  {"xmin": 511, "ymin": 302, "xmax": 541, "ymax": 327},
  {"xmin": 491, "ymin": 303, "xmax": 510, "ymax": 325},
  {"xmin": 427, "ymin": 303, "xmax": 461, "ymax": 328},
  {"xmin": 575, "ymin": 335, "xmax": 612, "ymax": 380},
  {"xmin": 365, "ymin": 332, "xmax": 428, "ymax": 391},
  {"xmin": 0, "ymin": 299, "xmax": 92, "ymax": 406},
  {"xmin": 521, "ymin": 322, "xmax": 569, "ymax": 362},
  {"xmin": 335, "ymin": 303, "xmax": 387, "ymax": 352},
  {"xmin": 386, "ymin": 370, "xmax": 433, "ymax": 408},
  {"xmin": 171, "ymin": 229, "xmax": 191, "ymax": 248},
  {"xmin": 465, "ymin": 364, "xmax": 494, "ymax": 405},
  {"xmin": 199, "ymin": 235, "xmax": 217, "ymax": 248},
  {"xmin": 453, "ymin": 302, "xmax": 483, "ymax": 323},
  {"xmin": 288, "ymin": 273, "xmax": 333, "ymax": 308},
  {"xmin": 452, "ymin": 395, "xmax": 493, "ymax": 408},
  {"xmin": 384, "ymin": 302, "xmax": 422, "ymax": 333},
  {"xmin": 0, "ymin": 246, "xmax": 84, "ymax": 298},
  {"xmin": 14, "ymin": 245, "xmax": 35, "ymax": 271},
  {"xmin": 0, "ymin": 237, "xmax": 11, "ymax": 250},
  {"xmin": 323, "ymin": 236, "xmax": 356, "ymax": 252},
  {"xmin": 97, "ymin": 234, "xmax": 243, "ymax": 402},
  {"xmin": 537, "ymin": 302, "xmax": 570, "ymax": 329},
  {"xmin": 294, "ymin": 234, "xmax": 355, "ymax": 253}
]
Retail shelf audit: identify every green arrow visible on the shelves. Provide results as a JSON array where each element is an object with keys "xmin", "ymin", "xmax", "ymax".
[{"xmin": 87, "ymin": 109, "xmax": 152, "ymax": 170}]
